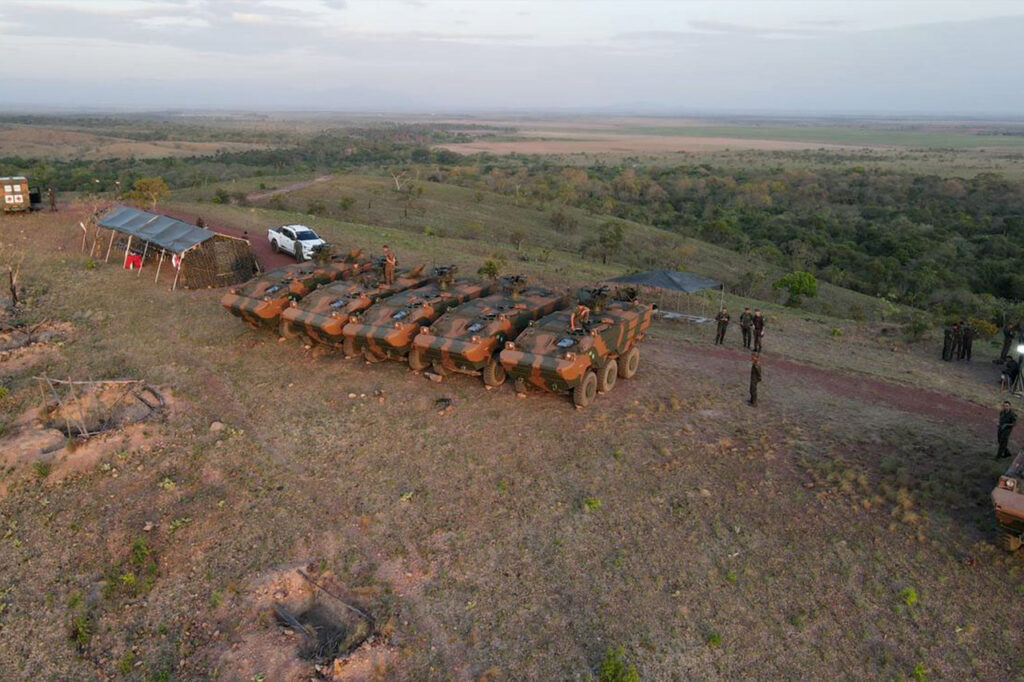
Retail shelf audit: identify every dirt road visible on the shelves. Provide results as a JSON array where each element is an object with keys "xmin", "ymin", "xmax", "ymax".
[
  {"xmin": 245, "ymin": 175, "xmax": 333, "ymax": 202},
  {"xmin": 651, "ymin": 342, "xmax": 996, "ymax": 438}
]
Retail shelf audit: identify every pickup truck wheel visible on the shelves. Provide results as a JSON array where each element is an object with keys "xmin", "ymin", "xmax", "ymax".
[
  {"xmin": 294, "ymin": 249, "xmax": 305, "ymax": 263},
  {"xmin": 573, "ymin": 371, "xmax": 598, "ymax": 408},
  {"xmin": 408, "ymin": 349, "xmax": 428, "ymax": 371},
  {"xmin": 597, "ymin": 360, "xmax": 618, "ymax": 393},
  {"xmin": 271, "ymin": 240, "xmax": 280, "ymax": 253},
  {"xmin": 482, "ymin": 359, "xmax": 506, "ymax": 387},
  {"xmin": 618, "ymin": 347, "xmax": 640, "ymax": 379}
]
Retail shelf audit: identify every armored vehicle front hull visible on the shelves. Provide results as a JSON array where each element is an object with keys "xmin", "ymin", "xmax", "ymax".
[
  {"xmin": 279, "ymin": 266, "xmax": 430, "ymax": 346},
  {"xmin": 993, "ymin": 452, "xmax": 1024, "ymax": 551},
  {"xmin": 220, "ymin": 255, "xmax": 370, "ymax": 329},
  {"xmin": 499, "ymin": 297, "xmax": 652, "ymax": 407},
  {"xmin": 411, "ymin": 285, "xmax": 569, "ymax": 384},
  {"xmin": 342, "ymin": 279, "xmax": 493, "ymax": 361}
]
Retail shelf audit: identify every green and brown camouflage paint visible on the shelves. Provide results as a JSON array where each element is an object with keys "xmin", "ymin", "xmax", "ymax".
[
  {"xmin": 499, "ymin": 288, "xmax": 653, "ymax": 399},
  {"xmin": 993, "ymin": 451, "xmax": 1024, "ymax": 550},
  {"xmin": 279, "ymin": 264, "xmax": 431, "ymax": 345},
  {"xmin": 342, "ymin": 266, "xmax": 494, "ymax": 361},
  {"xmin": 410, "ymin": 275, "xmax": 570, "ymax": 382},
  {"xmin": 220, "ymin": 249, "xmax": 371, "ymax": 328}
]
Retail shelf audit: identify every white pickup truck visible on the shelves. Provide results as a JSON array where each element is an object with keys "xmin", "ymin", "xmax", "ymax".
[{"xmin": 267, "ymin": 225, "xmax": 326, "ymax": 262}]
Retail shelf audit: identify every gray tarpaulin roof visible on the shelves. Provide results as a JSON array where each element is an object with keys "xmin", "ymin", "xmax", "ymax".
[
  {"xmin": 606, "ymin": 270, "xmax": 723, "ymax": 294},
  {"xmin": 98, "ymin": 206, "xmax": 216, "ymax": 254}
]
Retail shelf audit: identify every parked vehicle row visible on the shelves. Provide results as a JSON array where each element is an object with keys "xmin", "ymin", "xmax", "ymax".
[{"xmin": 221, "ymin": 255, "xmax": 652, "ymax": 407}]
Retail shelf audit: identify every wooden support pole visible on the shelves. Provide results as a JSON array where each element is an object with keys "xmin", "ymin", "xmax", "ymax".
[
  {"xmin": 105, "ymin": 228, "xmax": 116, "ymax": 262},
  {"xmin": 79, "ymin": 222, "xmax": 87, "ymax": 251},
  {"xmin": 122, "ymin": 235, "xmax": 133, "ymax": 269},
  {"xmin": 137, "ymin": 241, "xmax": 149, "ymax": 277},
  {"xmin": 155, "ymin": 249, "xmax": 165, "ymax": 283},
  {"xmin": 90, "ymin": 222, "xmax": 101, "ymax": 258}
]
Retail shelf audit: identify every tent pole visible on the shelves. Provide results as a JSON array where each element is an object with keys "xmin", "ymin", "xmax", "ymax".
[
  {"xmin": 172, "ymin": 253, "xmax": 184, "ymax": 291},
  {"xmin": 122, "ymin": 235, "xmax": 133, "ymax": 268},
  {"xmin": 105, "ymin": 229, "xmax": 116, "ymax": 263},
  {"xmin": 155, "ymin": 250, "xmax": 165, "ymax": 283},
  {"xmin": 137, "ymin": 241, "xmax": 149, "ymax": 277}
]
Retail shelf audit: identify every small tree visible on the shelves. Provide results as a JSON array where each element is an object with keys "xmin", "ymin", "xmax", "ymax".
[
  {"xmin": 129, "ymin": 177, "xmax": 170, "ymax": 210},
  {"xmin": 338, "ymin": 197, "xmax": 356, "ymax": 212},
  {"xmin": 773, "ymin": 271, "xmax": 819, "ymax": 306},
  {"xmin": 598, "ymin": 220, "xmax": 625, "ymax": 265}
]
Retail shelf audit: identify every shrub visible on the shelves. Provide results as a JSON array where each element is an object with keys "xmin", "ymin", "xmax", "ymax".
[
  {"xmin": 598, "ymin": 647, "xmax": 639, "ymax": 682},
  {"xmin": 307, "ymin": 199, "xmax": 327, "ymax": 216},
  {"xmin": 969, "ymin": 317, "xmax": 997, "ymax": 340},
  {"xmin": 773, "ymin": 271, "xmax": 819, "ymax": 306},
  {"xmin": 477, "ymin": 259, "xmax": 501, "ymax": 279}
]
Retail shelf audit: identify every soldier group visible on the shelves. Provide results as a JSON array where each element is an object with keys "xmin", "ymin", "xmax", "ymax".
[
  {"xmin": 715, "ymin": 306, "xmax": 765, "ymax": 352},
  {"xmin": 713, "ymin": 306, "xmax": 766, "ymax": 406},
  {"xmin": 941, "ymin": 320, "xmax": 976, "ymax": 361}
]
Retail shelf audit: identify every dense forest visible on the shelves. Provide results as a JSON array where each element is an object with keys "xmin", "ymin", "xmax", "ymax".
[{"xmin": 4, "ymin": 121, "xmax": 1024, "ymax": 315}]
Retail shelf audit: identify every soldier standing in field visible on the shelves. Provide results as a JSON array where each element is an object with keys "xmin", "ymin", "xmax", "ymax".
[
  {"xmin": 950, "ymin": 322, "xmax": 962, "ymax": 360},
  {"xmin": 739, "ymin": 307, "xmax": 754, "ymax": 350},
  {"xmin": 382, "ymin": 245, "xmax": 397, "ymax": 285},
  {"xmin": 942, "ymin": 325, "xmax": 953, "ymax": 361},
  {"xmin": 998, "ymin": 400, "xmax": 1018, "ymax": 459},
  {"xmin": 749, "ymin": 353, "xmax": 762, "ymax": 406},
  {"xmin": 714, "ymin": 307, "xmax": 730, "ymax": 345},
  {"xmin": 752, "ymin": 309, "xmax": 765, "ymax": 352},
  {"xmin": 1000, "ymin": 322, "xmax": 1017, "ymax": 362},
  {"xmin": 961, "ymin": 322, "xmax": 974, "ymax": 362}
]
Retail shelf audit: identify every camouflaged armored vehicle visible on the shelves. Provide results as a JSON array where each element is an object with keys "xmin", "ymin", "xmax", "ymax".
[
  {"xmin": 993, "ymin": 452, "xmax": 1024, "ymax": 550},
  {"xmin": 279, "ymin": 262, "xmax": 431, "ymax": 345},
  {"xmin": 499, "ymin": 286, "xmax": 653, "ymax": 407},
  {"xmin": 220, "ymin": 249, "xmax": 371, "ymax": 329},
  {"xmin": 342, "ymin": 266, "xmax": 494, "ymax": 362},
  {"xmin": 409, "ymin": 275, "xmax": 570, "ymax": 385}
]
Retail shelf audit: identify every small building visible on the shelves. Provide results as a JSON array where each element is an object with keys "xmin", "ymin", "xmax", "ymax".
[
  {"xmin": 97, "ymin": 206, "xmax": 259, "ymax": 290},
  {"xmin": 1, "ymin": 176, "xmax": 30, "ymax": 213}
]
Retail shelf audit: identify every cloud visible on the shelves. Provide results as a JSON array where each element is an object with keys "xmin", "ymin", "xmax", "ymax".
[{"xmin": 137, "ymin": 15, "xmax": 210, "ymax": 29}]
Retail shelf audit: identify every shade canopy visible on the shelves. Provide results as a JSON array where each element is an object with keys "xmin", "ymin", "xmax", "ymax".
[
  {"xmin": 606, "ymin": 270, "xmax": 723, "ymax": 294},
  {"xmin": 98, "ymin": 206, "xmax": 216, "ymax": 254}
]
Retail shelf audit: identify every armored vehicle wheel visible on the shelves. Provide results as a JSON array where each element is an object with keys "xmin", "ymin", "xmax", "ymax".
[
  {"xmin": 618, "ymin": 347, "xmax": 640, "ymax": 379},
  {"xmin": 431, "ymin": 361, "xmax": 452, "ymax": 377},
  {"xmin": 573, "ymin": 371, "xmax": 598, "ymax": 408},
  {"xmin": 598, "ymin": 360, "xmax": 618, "ymax": 393},
  {"xmin": 280, "ymin": 319, "xmax": 301, "ymax": 340},
  {"xmin": 363, "ymin": 348, "xmax": 383, "ymax": 363},
  {"xmin": 343, "ymin": 337, "xmax": 356, "ymax": 357},
  {"xmin": 408, "ymin": 349, "xmax": 429, "ymax": 371},
  {"xmin": 1000, "ymin": 529, "xmax": 1022, "ymax": 552},
  {"xmin": 482, "ymin": 359, "xmax": 506, "ymax": 387},
  {"xmin": 514, "ymin": 377, "xmax": 527, "ymax": 394}
]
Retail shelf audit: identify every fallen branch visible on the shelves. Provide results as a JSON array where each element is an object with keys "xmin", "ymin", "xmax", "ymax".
[{"xmin": 297, "ymin": 569, "xmax": 375, "ymax": 625}]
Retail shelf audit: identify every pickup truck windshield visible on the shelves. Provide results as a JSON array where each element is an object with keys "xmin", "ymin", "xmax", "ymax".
[{"xmin": 295, "ymin": 231, "xmax": 318, "ymax": 241}]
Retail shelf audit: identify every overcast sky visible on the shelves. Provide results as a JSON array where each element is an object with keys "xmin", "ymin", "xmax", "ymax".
[{"xmin": 2, "ymin": 0, "xmax": 1023, "ymax": 114}]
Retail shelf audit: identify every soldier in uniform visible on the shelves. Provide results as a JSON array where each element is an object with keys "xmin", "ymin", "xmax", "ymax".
[
  {"xmin": 749, "ymin": 353, "xmax": 762, "ymax": 406},
  {"xmin": 998, "ymin": 400, "xmax": 1018, "ymax": 459},
  {"xmin": 961, "ymin": 322, "xmax": 974, "ymax": 362},
  {"xmin": 714, "ymin": 307, "xmax": 730, "ymax": 345},
  {"xmin": 752, "ymin": 309, "xmax": 765, "ymax": 353},
  {"xmin": 382, "ymin": 245, "xmax": 397, "ymax": 285},
  {"xmin": 950, "ymin": 322, "xmax": 962, "ymax": 360},
  {"xmin": 739, "ymin": 307, "xmax": 754, "ymax": 349},
  {"xmin": 570, "ymin": 303, "xmax": 591, "ymax": 332},
  {"xmin": 941, "ymin": 325, "xmax": 953, "ymax": 361},
  {"xmin": 1000, "ymin": 322, "xmax": 1017, "ymax": 362}
]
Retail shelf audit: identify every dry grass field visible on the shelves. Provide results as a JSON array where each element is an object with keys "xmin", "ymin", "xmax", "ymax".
[
  {"xmin": 1, "ymin": 207, "xmax": 1023, "ymax": 681},
  {"xmin": 0, "ymin": 124, "xmax": 269, "ymax": 160}
]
